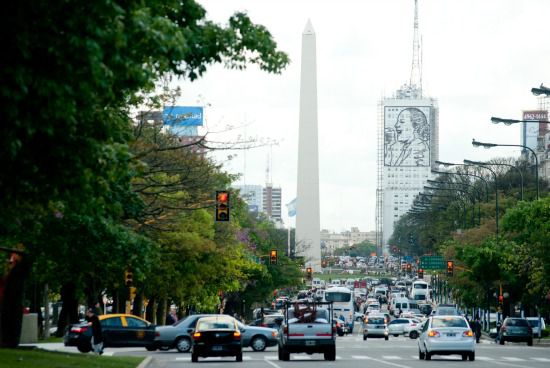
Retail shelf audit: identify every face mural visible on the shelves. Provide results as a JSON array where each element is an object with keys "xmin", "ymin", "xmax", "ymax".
[{"xmin": 384, "ymin": 107, "xmax": 430, "ymax": 167}]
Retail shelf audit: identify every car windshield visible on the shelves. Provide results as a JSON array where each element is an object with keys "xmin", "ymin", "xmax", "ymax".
[
  {"xmin": 506, "ymin": 319, "xmax": 528, "ymax": 327},
  {"xmin": 436, "ymin": 308, "xmax": 457, "ymax": 315},
  {"xmin": 325, "ymin": 292, "xmax": 351, "ymax": 302},
  {"xmin": 414, "ymin": 284, "xmax": 427, "ymax": 289},
  {"xmin": 432, "ymin": 317, "xmax": 467, "ymax": 328}
]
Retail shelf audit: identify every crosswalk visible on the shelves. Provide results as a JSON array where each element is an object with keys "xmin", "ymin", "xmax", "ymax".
[{"xmin": 173, "ymin": 354, "xmax": 550, "ymax": 362}]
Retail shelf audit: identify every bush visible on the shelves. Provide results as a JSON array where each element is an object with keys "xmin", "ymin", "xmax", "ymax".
[{"xmin": 542, "ymin": 327, "xmax": 550, "ymax": 338}]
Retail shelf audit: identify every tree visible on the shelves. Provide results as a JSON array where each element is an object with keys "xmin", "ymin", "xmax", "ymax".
[{"xmin": 1, "ymin": 0, "xmax": 289, "ymax": 346}]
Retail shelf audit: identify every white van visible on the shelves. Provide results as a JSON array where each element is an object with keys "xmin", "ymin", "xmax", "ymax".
[
  {"xmin": 410, "ymin": 280, "xmax": 429, "ymax": 301},
  {"xmin": 392, "ymin": 298, "xmax": 419, "ymax": 315}
]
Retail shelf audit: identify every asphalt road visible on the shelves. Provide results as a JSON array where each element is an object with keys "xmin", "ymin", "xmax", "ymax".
[{"xmin": 33, "ymin": 325, "xmax": 550, "ymax": 368}]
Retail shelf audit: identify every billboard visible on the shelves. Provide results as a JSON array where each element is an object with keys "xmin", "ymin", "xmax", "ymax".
[
  {"xmin": 384, "ymin": 106, "xmax": 431, "ymax": 167},
  {"xmin": 522, "ymin": 110, "xmax": 548, "ymax": 152},
  {"xmin": 163, "ymin": 106, "xmax": 203, "ymax": 126}
]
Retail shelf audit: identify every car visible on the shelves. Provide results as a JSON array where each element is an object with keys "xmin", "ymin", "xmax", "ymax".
[
  {"xmin": 404, "ymin": 319, "xmax": 426, "ymax": 339},
  {"xmin": 64, "ymin": 314, "xmax": 156, "ymax": 353},
  {"xmin": 497, "ymin": 317, "xmax": 533, "ymax": 346},
  {"xmin": 354, "ymin": 311, "xmax": 365, "ymax": 322},
  {"xmin": 418, "ymin": 315, "xmax": 475, "ymax": 361},
  {"xmin": 526, "ymin": 317, "xmax": 546, "ymax": 337},
  {"xmin": 191, "ymin": 315, "xmax": 243, "ymax": 362},
  {"xmin": 363, "ymin": 315, "xmax": 389, "ymax": 341},
  {"xmin": 433, "ymin": 304, "xmax": 459, "ymax": 316},
  {"xmin": 154, "ymin": 314, "xmax": 216, "ymax": 352},
  {"xmin": 236, "ymin": 320, "xmax": 278, "ymax": 352},
  {"xmin": 388, "ymin": 318, "xmax": 418, "ymax": 337},
  {"xmin": 250, "ymin": 314, "xmax": 284, "ymax": 329}
]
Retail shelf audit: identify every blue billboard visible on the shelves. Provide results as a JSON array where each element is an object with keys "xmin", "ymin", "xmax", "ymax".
[{"xmin": 163, "ymin": 106, "xmax": 203, "ymax": 126}]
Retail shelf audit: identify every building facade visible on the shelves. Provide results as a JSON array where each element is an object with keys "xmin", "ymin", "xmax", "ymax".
[{"xmin": 233, "ymin": 184, "xmax": 282, "ymax": 223}]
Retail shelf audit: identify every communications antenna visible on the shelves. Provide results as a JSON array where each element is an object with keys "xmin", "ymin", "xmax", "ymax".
[{"xmin": 410, "ymin": 0, "xmax": 422, "ymax": 96}]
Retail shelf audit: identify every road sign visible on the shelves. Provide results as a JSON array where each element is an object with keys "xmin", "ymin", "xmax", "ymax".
[{"xmin": 420, "ymin": 255, "xmax": 446, "ymax": 270}]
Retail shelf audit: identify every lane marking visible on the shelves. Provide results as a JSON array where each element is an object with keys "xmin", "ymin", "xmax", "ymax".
[
  {"xmin": 531, "ymin": 358, "xmax": 550, "ymax": 362},
  {"xmin": 264, "ymin": 357, "xmax": 283, "ymax": 368},
  {"xmin": 502, "ymin": 357, "xmax": 525, "ymax": 361},
  {"xmin": 351, "ymin": 355, "xmax": 370, "ymax": 359},
  {"xmin": 382, "ymin": 355, "xmax": 403, "ymax": 360}
]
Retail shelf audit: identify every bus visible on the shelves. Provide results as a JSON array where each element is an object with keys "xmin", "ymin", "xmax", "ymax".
[
  {"xmin": 410, "ymin": 280, "xmax": 429, "ymax": 301},
  {"xmin": 323, "ymin": 286, "xmax": 355, "ymax": 333}
]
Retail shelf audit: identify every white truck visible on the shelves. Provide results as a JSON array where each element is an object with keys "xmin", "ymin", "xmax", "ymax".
[{"xmin": 278, "ymin": 301, "xmax": 336, "ymax": 361}]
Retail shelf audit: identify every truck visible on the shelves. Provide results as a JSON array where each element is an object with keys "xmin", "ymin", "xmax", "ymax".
[{"xmin": 278, "ymin": 301, "xmax": 336, "ymax": 361}]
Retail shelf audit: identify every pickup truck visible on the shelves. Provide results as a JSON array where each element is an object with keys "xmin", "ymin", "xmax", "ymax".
[{"xmin": 278, "ymin": 301, "xmax": 336, "ymax": 361}]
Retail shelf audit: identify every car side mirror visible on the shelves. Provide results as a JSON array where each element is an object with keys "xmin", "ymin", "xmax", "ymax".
[
  {"xmin": 240, "ymin": 328, "xmax": 246, "ymax": 333},
  {"xmin": 187, "ymin": 328, "xmax": 193, "ymax": 333}
]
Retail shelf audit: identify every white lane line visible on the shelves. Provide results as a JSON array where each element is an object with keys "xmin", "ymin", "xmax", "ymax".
[
  {"xmin": 477, "ymin": 356, "xmax": 495, "ymax": 361},
  {"xmin": 264, "ymin": 357, "xmax": 283, "ymax": 368},
  {"xmin": 410, "ymin": 355, "xmax": 418, "ymax": 359},
  {"xmin": 351, "ymin": 355, "xmax": 370, "ymax": 359},
  {"xmin": 336, "ymin": 355, "xmax": 343, "ymax": 360},
  {"xmin": 357, "ymin": 356, "xmax": 413, "ymax": 368},
  {"xmin": 502, "ymin": 357, "xmax": 525, "ymax": 361},
  {"xmin": 531, "ymin": 358, "xmax": 550, "ymax": 362},
  {"xmin": 175, "ymin": 357, "xmax": 190, "ymax": 361},
  {"xmin": 264, "ymin": 355, "xmax": 278, "ymax": 360},
  {"xmin": 382, "ymin": 355, "xmax": 403, "ymax": 360}
]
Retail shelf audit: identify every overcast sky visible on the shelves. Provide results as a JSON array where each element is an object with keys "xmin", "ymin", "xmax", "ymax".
[{"xmin": 174, "ymin": 0, "xmax": 550, "ymax": 233}]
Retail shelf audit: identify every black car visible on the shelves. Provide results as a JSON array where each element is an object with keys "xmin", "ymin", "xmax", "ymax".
[
  {"xmin": 64, "ymin": 314, "xmax": 156, "ymax": 352},
  {"xmin": 191, "ymin": 315, "xmax": 243, "ymax": 362},
  {"xmin": 497, "ymin": 317, "xmax": 533, "ymax": 346}
]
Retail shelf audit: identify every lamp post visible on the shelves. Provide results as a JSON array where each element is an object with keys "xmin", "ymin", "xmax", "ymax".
[
  {"xmin": 472, "ymin": 139, "xmax": 539, "ymax": 200},
  {"xmin": 427, "ymin": 180, "xmax": 481, "ymax": 226},
  {"xmin": 463, "ymin": 159, "xmax": 499, "ymax": 240},
  {"xmin": 424, "ymin": 186, "xmax": 476, "ymax": 227},
  {"xmin": 490, "ymin": 117, "xmax": 550, "ymax": 125},
  {"xmin": 478, "ymin": 162, "xmax": 524, "ymax": 201},
  {"xmin": 531, "ymin": 83, "xmax": 550, "ymax": 97},
  {"xmin": 420, "ymin": 192, "xmax": 466, "ymax": 230},
  {"xmin": 431, "ymin": 168, "xmax": 489, "ymax": 202}
]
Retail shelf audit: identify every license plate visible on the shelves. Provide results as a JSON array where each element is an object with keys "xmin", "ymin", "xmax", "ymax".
[
  {"xmin": 446, "ymin": 333, "xmax": 456, "ymax": 337},
  {"xmin": 212, "ymin": 346, "xmax": 223, "ymax": 351},
  {"xmin": 305, "ymin": 340, "xmax": 316, "ymax": 346}
]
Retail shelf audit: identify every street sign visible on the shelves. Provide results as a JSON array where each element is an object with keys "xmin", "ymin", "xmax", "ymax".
[{"xmin": 420, "ymin": 255, "xmax": 446, "ymax": 270}]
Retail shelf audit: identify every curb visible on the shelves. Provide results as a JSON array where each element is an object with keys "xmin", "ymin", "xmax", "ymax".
[{"xmin": 137, "ymin": 356, "xmax": 153, "ymax": 368}]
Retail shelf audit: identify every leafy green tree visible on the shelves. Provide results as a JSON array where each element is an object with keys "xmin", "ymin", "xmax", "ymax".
[{"xmin": 333, "ymin": 241, "xmax": 377, "ymax": 258}]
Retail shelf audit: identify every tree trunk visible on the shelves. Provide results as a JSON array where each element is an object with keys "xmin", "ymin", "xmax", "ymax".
[
  {"xmin": 43, "ymin": 284, "xmax": 50, "ymax": 339},
  {"xmin": 145, "ymin": 297, "xmax": 156, "ymax": 324},
  {"xmin": 133, "ymin": 291, "xmax": 143, "ymax": 318},
  {"xmin": 0, "ymin": 255, "xmax": 31, "ymax": 347},
  {"xmin": 55, "ymin": 283, "xmax": 79, "ymax": 337},
  {"xmin": 157, "ymin": 298, "xmax": 167, "ymax": 326}
]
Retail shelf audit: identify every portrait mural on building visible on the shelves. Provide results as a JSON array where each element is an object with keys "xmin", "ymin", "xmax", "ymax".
[{"xmin": 384, "ymin": 107, "xmax": 430, "ymax": 167}]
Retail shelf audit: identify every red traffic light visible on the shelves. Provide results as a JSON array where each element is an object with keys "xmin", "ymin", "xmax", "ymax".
[
  {"xmin": 447, "ymin": 261, "xmax": 454, "ymax": 276},
  {"xmin": 270, "ymin": 249, "xmax": 278, "ymax": 265},
  {"xmin": 217, "ymin": 192, "xmax": 228, "ymax": 202},
  {"xmin": 216, "ymin": 191, "xmax": 230, "ymax": 221}
]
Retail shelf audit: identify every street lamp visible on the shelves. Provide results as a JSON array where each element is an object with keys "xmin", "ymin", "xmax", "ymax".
[
  {"xmin": 424, "ymin": 186, "xmax": 476, "ymax": 227},
  {"xmin": 531, "ymin": 83, "xmax": 550, "ymax": 97},
  {"xmin": 472, "ymin": 139, "xmax": 539, "ymax": 199},
  {"xmin": 420, "ymin": 192, "xmax": 467, "ymax": 229},
  {"xmin": 431, "ymin": 168, "xmax": 489, "ymax": 202},
  {"xmin": 476, "ymin": 162, "xmax": 524, "ymax": 201},
  {"xmin": 490, "ymin": 117, "xmax": 550, "ymax": 125},
  {"xmin": 463, "ymin": 159, "xmax": 499, "ymax": 239},
  {"xmin": 428, "ymin": 179, "xmax": 481, "ymax": 225}
]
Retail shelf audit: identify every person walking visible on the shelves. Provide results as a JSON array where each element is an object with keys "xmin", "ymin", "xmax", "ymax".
[
  {"xmin": 86, "ymin": 308, "xmax": 103, "ymax": 355},
  {"xmin": 473, "ymin": 316, "xmax": 482, "ymax": 343}
]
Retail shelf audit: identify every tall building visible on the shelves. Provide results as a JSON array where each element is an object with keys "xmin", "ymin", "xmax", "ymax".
[
  {"xmin": 376, "ymin": 0, "xmax": 439, "ymax": 252},
  {"xmin": 233, "ymin": 184, "xmax": 263, "ymax": 213},
  {"xmin": 263, "ymin": 184, "xmax": 282, "ymax": 222},
  {"xmin": 296, "ymin": 20, "xmax": 321, "ymax": 271},
  {"xmin": 233, "ymin": 184, "xmax": 283, "ymax": 223}
]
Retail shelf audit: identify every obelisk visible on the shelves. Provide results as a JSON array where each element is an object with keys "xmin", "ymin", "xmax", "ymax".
[{"xmin": 296, "ymin": 20, "xmax": 321, "ymax": 271}]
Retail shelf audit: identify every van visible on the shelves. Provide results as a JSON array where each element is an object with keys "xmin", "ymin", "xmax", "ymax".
[
  {"xmin": 393, "ymin": 298, "xmax": 419, "ymax": 315},
  {"xmin": 410, "ymin": 280, "xmax": 429, "ymax": 301}
]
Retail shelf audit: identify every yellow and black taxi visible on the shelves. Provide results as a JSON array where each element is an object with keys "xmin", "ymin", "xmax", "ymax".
[
  {"xmin": 191, "ymin": 315, "xmax": 243, "ymax": 362},
  {"xmin": 64, "ymin": 313, "xmax": 156, "ymax": 352}
]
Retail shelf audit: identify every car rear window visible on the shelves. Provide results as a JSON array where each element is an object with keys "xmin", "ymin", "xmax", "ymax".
[
  {"xmin": 368, "ymin": 317, "xmax": 385, "ymax": 325},
  {"xmin": 196, "ymin": 318, "xmax": 235, "ymax": 331},
  {"xmin": 432, "ymin": 317, "xmax": 467, "ymax": 328},
  {"xmin": 101, "ymin": 317, "xmax": 122, "ymax": 327},
  {"xmin": 506, "ymin": 319, "xmax": 528, "ymax": 327}
]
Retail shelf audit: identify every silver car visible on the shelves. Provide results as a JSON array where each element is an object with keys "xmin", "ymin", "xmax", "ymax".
[
  {"xmin": 155, "ymin": 314, "xmax": 215, "ymax": 352},
  {"xmin": 236, "ymin": 321, "xmax": 279, "ymax": 351},
  {"xmin": 418, "ymin": 316, "xmax": 475, "ymax": 361},
  {"xmin": 363, "ymin": 315, "xmax": 389, "ymax": 340}
]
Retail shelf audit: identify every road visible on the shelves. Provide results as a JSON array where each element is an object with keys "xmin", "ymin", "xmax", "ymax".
[{"xmin": 34, "ymin": 324, "xmax": 550, "ymax": 368}]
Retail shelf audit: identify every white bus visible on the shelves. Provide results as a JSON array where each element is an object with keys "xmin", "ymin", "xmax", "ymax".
[
  {"xmin": 410, "ymin": 280, "xmax": 429, "ymax": 301},
  {"xmin": 323, "ymin": 286, "xmax": 355, "ymax": 333}
]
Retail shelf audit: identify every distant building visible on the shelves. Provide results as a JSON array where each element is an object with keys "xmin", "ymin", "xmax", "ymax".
[
  {"xmin": 263, "ymin": 184, "xmax": 282, "ymax": 222},
  {"xmin": 233, "ymin": 184, "xmax": 282, "ymax": 223},
  {"xmin": 320, "ymin": 228, "xmax": 376, "ymax": 255}
]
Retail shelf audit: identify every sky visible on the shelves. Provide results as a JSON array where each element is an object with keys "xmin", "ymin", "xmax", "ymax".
[{"xmin": 172, "ymin": 0, "xmax": 550, "ymax": 233}]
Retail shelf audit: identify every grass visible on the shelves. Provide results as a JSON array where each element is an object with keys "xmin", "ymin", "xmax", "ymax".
[
  {"xmin": 39, "ymin": 336, "xmax": 64, "ymax": 343},
  {"xmin": 0, "ymin": 348, "xmax": 144, "ymax": 368}
]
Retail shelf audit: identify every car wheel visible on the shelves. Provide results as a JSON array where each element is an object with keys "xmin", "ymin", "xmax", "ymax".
[
  {"xmin": 409, "ymin": 331, "xmax": 418, "ymax": 339},
  {"xmin": 191, "ymin": 353, "xmax": 198, "ymax": 362},
  {"xmin": 251, "ymin": 336, "xmax": 267, "ymax": 352},
  {"xmin": 499, "ymin": 337, "xmax": 505, "ymax": 345},
  {"xmin": 281, "ymin": 347, "xmax": 290, "ymax": 361},
  {"xmin": 236, "ymin": 352, "xmax": 243, "ymax": 362},
  {"xmin": 418, "ymin": 349, "xmax": 425, "ymax": 360},
  {"xmin": 159, "ymin": 345, "xmax": 171, "ymax": 351},
  {"xmin": 462, "ymin": 354, "xmax": 467, "ymax": 361},
  {"xmin": 77, "ymin": 343, "xmax": 92, "ymax": 353},
  {"xmin": 425, "ymin": 352, "xmax": 432, "ymax": 360},
  {"xmin": 385, "ymin": 336, "xmax": 389, "ymax": 341},
  {"xmin": 528, "ymin": 339, "xmax": 533, "ymax": 346},
  {"xmin": 469, "ymin": 352, "xmax": 475, "ymax": 361},
  {"xmin": 323, "ymin": 346, "xmax": 336, "ymax": 361},
  {"xmin": 393, "ymin": 334, "xmax": 399, "ymax": 337},
  {"xmin": 176, "ymin": 337, "xmax": 192, "ymax": 352},
  {"xmin": 146, "ymin": 346, "xmax": 157, "ymax": 351}
]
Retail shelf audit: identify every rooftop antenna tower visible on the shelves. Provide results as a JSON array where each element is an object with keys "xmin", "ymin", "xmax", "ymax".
[{"xmin": 410, "ymin": 0, "xmax": 422, "ymax": 96}]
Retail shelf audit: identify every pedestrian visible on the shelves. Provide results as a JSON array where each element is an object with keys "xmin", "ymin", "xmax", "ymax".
[
  {"xmin": 398, "ymin": 308, "xmax": 403, "ymax": 318},
  {"xmin": 86, "ymin": 308, "xmax": 103, "ymax": 355},
  {"xmin": 473, "ymin": 315, "xmax": 482, "ymax": 343},
  {"xmin": 166, "ymin": 307, "xmax": 178, "ymax": 325}
]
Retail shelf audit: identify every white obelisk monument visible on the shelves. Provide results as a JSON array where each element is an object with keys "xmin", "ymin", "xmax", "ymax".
[{"xmin": 296, "ymin": 20, "xmax": 321, "ymax": 271}]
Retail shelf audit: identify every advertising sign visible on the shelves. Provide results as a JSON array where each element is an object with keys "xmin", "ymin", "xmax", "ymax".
[
  {"xmin": 163, "ymin": 106, "xmax": 203, "ymax": 126},
  {"xmin": 384, "ymin": 106, "xmax": 431, "ymax": 167},
  {"xmin": 522, "ymin": 110, "xmax": 548, "ymax": 152}
]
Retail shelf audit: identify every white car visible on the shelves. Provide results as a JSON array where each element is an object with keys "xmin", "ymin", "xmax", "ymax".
[
  {"xmin": 388, "ymin": 318, "xmax": 418, "ymax": 336},
  {"xmin": 418, "ymin": 316, "xmax": 475, "ymax": 361},
  {"xmin": 404, "ymin": 319, "xmax": 426, "ymax": 339}
]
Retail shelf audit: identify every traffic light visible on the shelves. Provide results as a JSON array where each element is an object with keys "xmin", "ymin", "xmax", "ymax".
[
  {"xmin": 125, "ymin": 271, "xmax": 134, "ymax": 287},
  {"xmin": 215, "ymin": 191, "xmax": 230, "ymax": 221},
  {"xmin": 447, "ymin": 261, "xmax": 454, "ymax": 276},
  {"xmin": 418, "ymin": 268, "xmax": 424, "ymax": 279},
  {"xmin": 406, "ymin": 263, "xmax": 412, "ymax": 272},
  {"xmin": 306, "ymin": 267, "xmax": 313, "ymax": 280},
  {"xmin": 269, "ymin": 249, "xmax": 278, "ymax": 265},
  {"xmin": 129, "ymin": 286, "xmax": 137, "ymax": 300}
]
